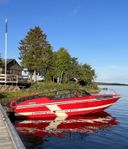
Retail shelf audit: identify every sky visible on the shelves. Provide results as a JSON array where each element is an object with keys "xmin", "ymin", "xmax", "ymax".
[{"xmin": 0, "ymin": 0, "xmax": 128, "ymax": 83}]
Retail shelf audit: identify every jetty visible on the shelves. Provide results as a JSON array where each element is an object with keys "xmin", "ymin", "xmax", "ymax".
[{"xmin": 0, "ymin": 104, "xmax": 25, "ymax": 149}]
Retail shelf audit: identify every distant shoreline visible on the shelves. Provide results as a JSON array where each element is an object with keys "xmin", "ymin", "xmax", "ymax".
[{"xmin": 96, "ymin": 82, "xmax": 128, "ymax": 86}]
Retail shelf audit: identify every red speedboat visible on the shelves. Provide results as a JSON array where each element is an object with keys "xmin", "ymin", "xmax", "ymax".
[
  {"xmin": 14, "ymin": 111, "xmax": 118, "ymax": 137},
  {"xmin": 9, "ymin": 89, "xmax": 120, "ymax": 119}
]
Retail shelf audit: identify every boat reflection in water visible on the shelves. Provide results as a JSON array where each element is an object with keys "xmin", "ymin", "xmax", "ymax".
[{"xmin": 14, "ymin": 111, "xmax": 118, "ymax": 138}]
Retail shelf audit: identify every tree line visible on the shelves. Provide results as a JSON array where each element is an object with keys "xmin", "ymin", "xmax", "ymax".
[{"xmin": 18, "ymin": 26, "xmax": 96, "ymax": 86}]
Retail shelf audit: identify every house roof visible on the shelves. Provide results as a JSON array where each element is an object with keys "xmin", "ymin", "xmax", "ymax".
[
  {"xmin": 1, "ymin": 59, "xmax": 21, "ymax": 68},
  {"xmin": 2, "ymin": 59, "xmax": 14, "ymax": 64}
]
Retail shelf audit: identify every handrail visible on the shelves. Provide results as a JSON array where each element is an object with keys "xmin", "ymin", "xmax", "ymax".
[{"xmin": 0, "ymin": 74, "xmax": 22, "ymax": 83}]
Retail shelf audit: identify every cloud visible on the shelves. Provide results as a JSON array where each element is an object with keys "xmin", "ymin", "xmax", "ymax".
[{"xmin": 96, "ymin": 65, "xmax": 128, "ymax": 83}]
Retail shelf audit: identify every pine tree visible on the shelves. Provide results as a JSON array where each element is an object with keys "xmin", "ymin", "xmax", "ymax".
[{"xmin": 19, "ymin": 26, "xmax": 53, "ymax": 82}]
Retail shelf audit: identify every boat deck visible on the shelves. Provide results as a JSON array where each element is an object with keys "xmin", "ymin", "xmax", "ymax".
[{"xmin": 0, "ymin": 104, "xmax": 25, "ymax": 149}]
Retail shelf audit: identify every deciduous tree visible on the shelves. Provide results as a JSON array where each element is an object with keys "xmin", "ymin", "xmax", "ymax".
[{"xmin": 52, "ymin": 48, "xmax": 73, "ymax": 83}]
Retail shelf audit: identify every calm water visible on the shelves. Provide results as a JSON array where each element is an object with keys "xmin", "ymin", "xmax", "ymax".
[{"xmin": 14, "ymin": 86, "xmax": 128, "ymax": 149}]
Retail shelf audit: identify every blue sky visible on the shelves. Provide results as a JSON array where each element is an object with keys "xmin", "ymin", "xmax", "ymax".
[{"xmin": 0, "ymin": 0, "xmax": 128, "ymax": 83}]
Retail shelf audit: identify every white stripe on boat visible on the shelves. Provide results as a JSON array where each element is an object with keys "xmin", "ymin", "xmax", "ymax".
[
  {"xmin": 16, "ymin": 97, "xmax": 115, "ymax": 110},
  {"xmin": 46, "ymin": 105, "xmax": 68, "ymax": 117},
  {"xmin": 15, "ymin": 103, "xmax": 112, "ymax": 116}
]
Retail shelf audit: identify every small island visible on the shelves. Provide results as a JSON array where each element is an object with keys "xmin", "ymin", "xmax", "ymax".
[{"xmin": 0, "ymin": 26, "xmax": 98, "ymax": 106}]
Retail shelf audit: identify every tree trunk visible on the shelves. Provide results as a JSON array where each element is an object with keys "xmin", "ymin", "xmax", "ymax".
[
  {"xmin": 52, "ymin": 76, "xmax": 55, "ymax": 83},
  {"xmin": 57, "ymin": 77, "xmax": 60, "ymax": 83},
  {"xmin": 37, "ymin": 73, "xmax": 40, "ymax": 82},
  {"xmin": 60, "ymin": 71, "xmax": 64, "ymax": 83},
  {"xmin": 29, "ymin": 74, "xmax": 32, "ymax": 82},
  {"xmin": 33, "ymin": 70, "xmax": 37, "ymax": 82}
]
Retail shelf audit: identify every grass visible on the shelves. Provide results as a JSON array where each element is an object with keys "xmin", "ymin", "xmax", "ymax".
[{"xmin": 0, "ymin": 82, "xmax": 99, "ymax": 106}]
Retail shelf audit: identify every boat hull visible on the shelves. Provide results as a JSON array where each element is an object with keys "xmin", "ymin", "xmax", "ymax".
[{"xmin": 12, "ymin": 95, "xmax": 119, "ymax": 119}]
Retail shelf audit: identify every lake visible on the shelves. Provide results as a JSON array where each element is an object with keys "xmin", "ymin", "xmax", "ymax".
[{"xmin": 14, "ymin": 86, "xmax": 128, "ymax": 149}]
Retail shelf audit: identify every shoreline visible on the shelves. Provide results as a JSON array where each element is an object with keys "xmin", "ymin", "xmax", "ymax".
[{"xmin": 97, "ymin": 82, "xmax": 128, "ymax": 86}]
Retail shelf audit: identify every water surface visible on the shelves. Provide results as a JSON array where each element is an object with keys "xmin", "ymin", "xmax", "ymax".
[{"xmin": 14, "ymin": 86, "xmax": 128, "ymax": 149}]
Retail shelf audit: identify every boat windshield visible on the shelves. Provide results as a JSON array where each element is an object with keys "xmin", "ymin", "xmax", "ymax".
[
  {"xmin": 14, "ymin": 89, "xmax": 90, "ymax": 104},
  {"xmin": 49, "ymin": 89, "xmax": 90, "ymax": 100}
]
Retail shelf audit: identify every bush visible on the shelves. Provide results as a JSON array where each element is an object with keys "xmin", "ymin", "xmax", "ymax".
[{"xmin": 0, "ymin": 82, "xmax": 99, "ymax": 106}]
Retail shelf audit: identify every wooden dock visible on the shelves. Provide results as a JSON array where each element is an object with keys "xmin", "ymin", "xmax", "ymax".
[{"xmin": 0, "ymin": 104, "xmax": 25, "ymax": 149}]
